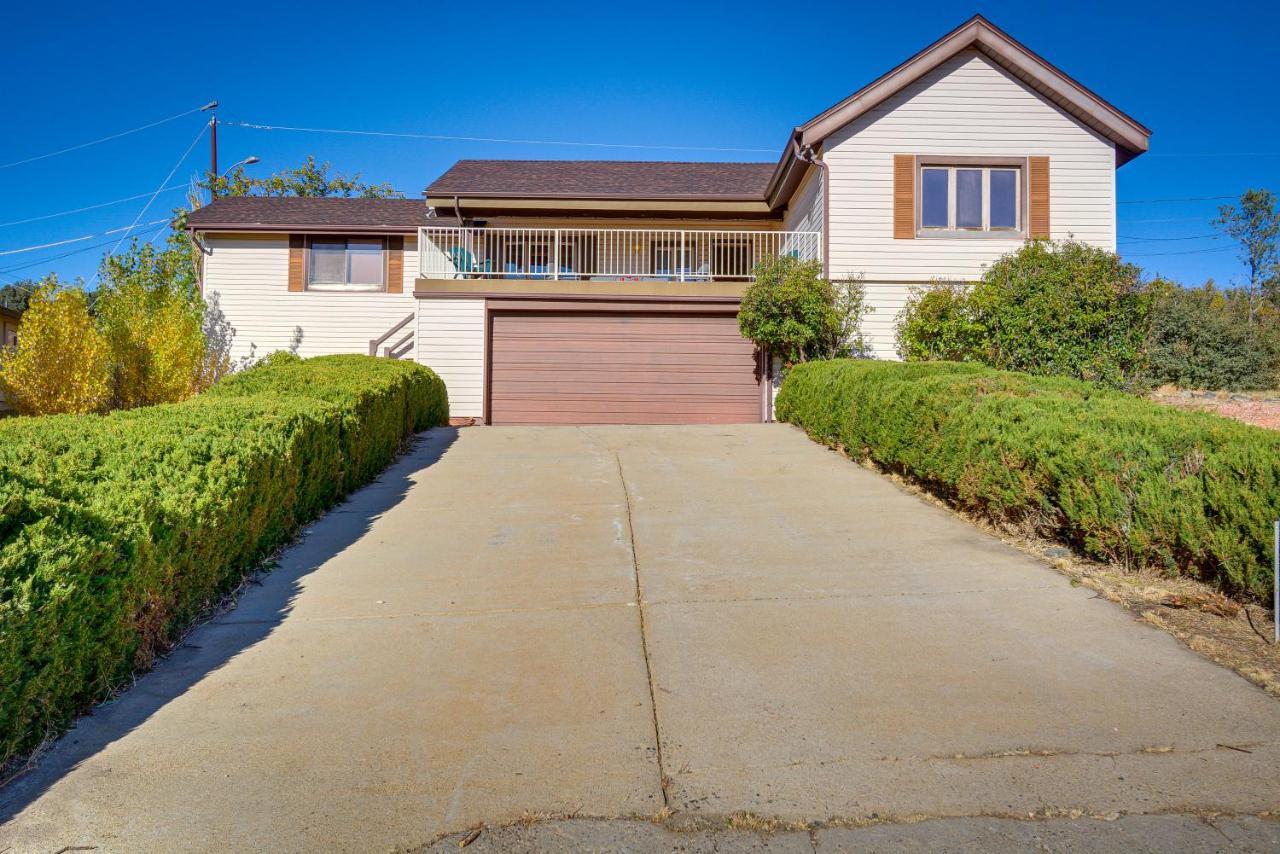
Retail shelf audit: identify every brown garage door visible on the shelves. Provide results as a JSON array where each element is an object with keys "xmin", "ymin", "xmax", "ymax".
[{"xmin": 488, "ymin": 312, "xmax": 761, "ymax": 425}]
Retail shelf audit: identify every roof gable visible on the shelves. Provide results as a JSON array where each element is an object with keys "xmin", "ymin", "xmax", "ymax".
[{"xmin": 793, "ymin": 15, "xmax": 1150, "ymax": 164}]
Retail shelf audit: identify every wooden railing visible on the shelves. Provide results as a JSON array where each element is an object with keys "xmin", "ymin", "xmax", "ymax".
[{"xmin": 368, "ymin": 312, "xmax": 414, "ymax": 358}]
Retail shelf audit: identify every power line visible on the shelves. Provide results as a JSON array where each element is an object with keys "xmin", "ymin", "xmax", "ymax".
[
  {"xmin": 0, "ymin": 217, "xmax": 169, "ymax": 257},
  {"xmin": 0, "ymin": 105, "xmax": 209, "ymax": 171},
  {"xmin": 0, "ymin": 184, "xmax": 187, "ymax": 229},
  {"xmin": 0, "ymin": 234, "xmax": 92, "ymax": 256},
  {"xmin": 223, "ymin": 120, "xmax": 779, "ymax": 155},
  {"xmin": 1125, "ymin": 245, "xmax": 1236, "ymax": 257},
  {"xmin": 0, "ymin": 221, "xmax": 170, "ymax": 276},
  {"xmin": 102, "ymin": 124, "xmax": 207, "ymax": 263},
  {"xmin": 1118, "ymin": 195, "xmax": 1236, "ymax": 205},
  {"xmin": 1146, "ymin": 152, "xmax": 1280, "ymax": 158},
  {"xmin": 1124, "ymin": 216, "xmax": 1214, "ymax": 224},
  {"xmin": 1118, "ymin": 233, "xmax": 1221, "ymax": 242}
]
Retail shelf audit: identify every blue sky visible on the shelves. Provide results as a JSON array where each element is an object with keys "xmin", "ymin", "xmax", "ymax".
[{"xmin": 1, "ymin": 0, "xmax": 1276, "ymax": 287}]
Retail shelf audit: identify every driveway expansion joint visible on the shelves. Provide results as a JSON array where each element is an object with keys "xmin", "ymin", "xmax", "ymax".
[{"xmin": 615, "ymin": 450, "xmax": 671, "ymax": 810}]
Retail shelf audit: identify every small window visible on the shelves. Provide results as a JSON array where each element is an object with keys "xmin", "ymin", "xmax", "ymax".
[
  {"xmin": 955, "ymin": 169, "xmax": 983, "ymax": 229},
  {"xmin": 918, "ymin": 165, "xmax": 1021, "ymax": 234},
  {"xmin": 990, "ymin": 169, "xmax": 1018, "ymax": 229},
  {"xmin": 921, "ymin": 168, "xmax": 949, "ymax": 228},
  {"xmin": 308, "ymin": 237, "xmax": 386, "ymax": 291}
]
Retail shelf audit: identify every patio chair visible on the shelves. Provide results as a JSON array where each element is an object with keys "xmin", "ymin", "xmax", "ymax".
[{"xmin": 447, "ymin": 247, "xmax": 492, "ymax": 278}]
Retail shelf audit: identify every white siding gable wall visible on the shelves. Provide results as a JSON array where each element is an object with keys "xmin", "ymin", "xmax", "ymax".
[
  {"xmin": 203, "ymin": 234, "xmax": 420, "ymax": 362},
  {"xmin": 783, "ymin": 165, "xmax": 824, "ymax": 236},
  {"xmin": 823, "ymin": 49, "xmax": 1117, "ymax": 358}
]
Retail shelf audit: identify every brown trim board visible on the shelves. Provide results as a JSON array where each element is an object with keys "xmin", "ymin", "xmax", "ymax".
[{"xmin": 416, "ymin": 277, "xmax": 747, "ymax": 301}]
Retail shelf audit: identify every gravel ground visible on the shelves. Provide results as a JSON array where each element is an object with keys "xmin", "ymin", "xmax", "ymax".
[{"xmin": 1149, "ymin": 389, "xmax": 1280, "ymax": 430}]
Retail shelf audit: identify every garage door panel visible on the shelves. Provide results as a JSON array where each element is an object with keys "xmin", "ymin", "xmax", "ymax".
[
  {"xmin": 493, "ymin": 364, "xmax": 756, "ymax": 378},
  {"xmin": 489, "ymin": 311, "xmax": 761, "ymax": 425},
  {"xmin": 492, "ymin": 339, "xmax": 756, "ymax": 356}
]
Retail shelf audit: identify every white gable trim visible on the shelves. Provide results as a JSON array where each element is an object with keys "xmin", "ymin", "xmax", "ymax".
[{"xmin": 796, "ymin": 16, "xmax": 1150, "ymax": 164}]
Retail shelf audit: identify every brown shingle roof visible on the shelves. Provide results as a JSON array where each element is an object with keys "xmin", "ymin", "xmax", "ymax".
[
  {"xmin": 185, "ymin": 197, "xmax": 457, "ymax": 232},
  {"xmin": 426, "ymin": 160, "xmax": 776, "ymax": 200}
]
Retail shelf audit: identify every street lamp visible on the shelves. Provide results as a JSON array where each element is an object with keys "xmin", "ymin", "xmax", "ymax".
[
  {"xmin": 220, "ymin": 156, "xmax": 260, "ymax": 177},
  {"xmin": 210, "ymin": 156, "xmax": 259, "ymax": 202}
]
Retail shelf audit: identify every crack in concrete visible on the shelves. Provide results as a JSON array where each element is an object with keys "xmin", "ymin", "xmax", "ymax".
[
  {"xmin": 672, "ymin": 740, "xmax": 1278, "ymax": 778},
  {"xmin": 643, "ymin": 584, "xmax": 1063, "ymax": 609},
  {"xmin": 210, "ymin": 580, "xmax": 1064, "ymax": 627},
  {"xmin": 414, "ymin": 807, "xmax": 1280, "ymax": 850},
  {"xmin": 615, "ymin": 450, "xmax": 670, "ymax": 810}
]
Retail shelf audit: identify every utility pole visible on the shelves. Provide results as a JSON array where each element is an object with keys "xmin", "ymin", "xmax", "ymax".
[{"xmin": 201, "ymin": 101, "xmax": 220, "ymax": 198}]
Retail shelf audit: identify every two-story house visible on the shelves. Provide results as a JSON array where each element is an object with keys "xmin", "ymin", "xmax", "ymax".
[{"xmin": 186, "ymin": 15, "xmax": 1150, "ymax": 425}]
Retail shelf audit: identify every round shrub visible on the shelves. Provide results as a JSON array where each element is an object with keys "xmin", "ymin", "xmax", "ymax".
[
  {"xmin": 895, "ymin": 241, "xmax": 1153, "ymax": 389},
  {"xmin": 1144, "ymin": 281, "xmax": 1280, "ymax": 390}
]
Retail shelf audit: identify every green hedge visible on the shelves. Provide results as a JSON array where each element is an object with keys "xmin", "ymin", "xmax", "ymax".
[
  {"xmin": 0, "ymin": 355, "xmax": 447, "ymax": 765},
  {"xmin": 776, "ymin": 360, "xmax": 1280, "ymax": 601}
]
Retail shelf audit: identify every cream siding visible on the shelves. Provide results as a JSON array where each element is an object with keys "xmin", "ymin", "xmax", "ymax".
[
  {"xmin": 415, "ymin": 299, "xmax": 485, "ymax": 418},
  {"xmin": 821, "ymin": 48, "xmax": 1117, "ymax": 358},
  {"xmin": 202, "ymin": 234, "xmax": 420, "ymax": 364},
  {"xmin": 783, "ymin": 165, "xmax": 824, "ymax": 236}
]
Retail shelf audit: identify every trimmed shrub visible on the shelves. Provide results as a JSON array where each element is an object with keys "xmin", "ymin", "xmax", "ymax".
[
  {"xmin": 776, "ymin": 359, "xmax": 1280, "ymax": 601},
  {"xmin": 0, "ymin": 355, "xmax": 447, "ymax": 765},
  {"xmin": 1144, "ymin": 281, "xmax": 1280, "ymax": 390},
  {"xmin": 895, "ymin": 241, "xmax": 1153, "ymax": 388},
  {"xmin": 895, "ymin": 281, "xmax": 984, "ymax": 362},
  {"xmin": 739, "ymin": 256, "xmax": 871, "ymax": 366}
]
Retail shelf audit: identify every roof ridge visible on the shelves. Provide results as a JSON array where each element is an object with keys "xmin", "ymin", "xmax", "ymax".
[{"xmin": 447, "ymin": 159, "xmax": 774, "ymax": 167}]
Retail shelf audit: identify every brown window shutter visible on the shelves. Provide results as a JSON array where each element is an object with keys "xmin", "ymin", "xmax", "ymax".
[
  {"xmin": 893, "ymin": 154, "xmax": 915, "ymax": 239},
  {"xmin": 288, "ymin": 235, "xmax": 306, "ymax": 292},
  {"xmin": 1028, "ymin": 156, "xmax": 1050, "ymax": 239},
  {"xmin": 386, "ymin": 236, "xmax": 404, "ymax": 294}
]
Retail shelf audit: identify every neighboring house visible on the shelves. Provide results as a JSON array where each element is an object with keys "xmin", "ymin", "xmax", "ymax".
[
  {"xmin": 187, "ymin": 15, "xmax": 1149, "ymax": 426},
  {"xmin": 0, "ymin": 306, "xmax": 21, "ymax": 413}
]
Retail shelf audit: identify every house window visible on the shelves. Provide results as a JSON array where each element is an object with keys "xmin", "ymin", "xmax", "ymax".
[
  {"xmin": 919, "ymin": 165, "xmax": 1021, "ymax": 234},
  {"xmin": 308, "ymin": 237, "xmax": 386, "ymax": 291}
]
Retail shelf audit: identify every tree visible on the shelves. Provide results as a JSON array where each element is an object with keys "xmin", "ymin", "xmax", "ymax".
[
  {"xmin": 1144, "ymin": 279, "xmax": 1280, "ymax": 390},
  {"xmin": 96, "ymin": 238, "xmax": 212, "ymax": 408},
  {"xmin": 201, "ymin": 154, "xmax": 401, "ymax": 199},
  {"xmin": 0, "ymin": 278, "xmax": 110, "ymax": 415},
  {"xmin": 0, "ymin": 281, "xmax": 35, "ymax": 313},
  {"xmin": 1213, "ymin": 189, "xmax": 1280, "ymax": 323},
  {"xmin": 738, "ymin": 256, "xmax": 870, "ymax": 366}
]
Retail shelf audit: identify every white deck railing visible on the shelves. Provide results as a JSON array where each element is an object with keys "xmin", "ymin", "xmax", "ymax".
[{"xmin": 419, "ymin": 226, "xmax": 821, "ymax": 282}]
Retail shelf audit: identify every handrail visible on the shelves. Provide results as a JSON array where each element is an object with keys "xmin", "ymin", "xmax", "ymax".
[
  {"xmin": 368, "ymin": 312, "xmax": 414, "ymax": 357},
  {"xmin": 384, "ymin": 329, "xmax": 414, "ymax": 359}
]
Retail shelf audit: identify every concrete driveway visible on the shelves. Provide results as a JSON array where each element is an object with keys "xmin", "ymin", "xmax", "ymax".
[{"xmin": 3, "ymin": 425, "xmax": 1279, "ymax": 852}]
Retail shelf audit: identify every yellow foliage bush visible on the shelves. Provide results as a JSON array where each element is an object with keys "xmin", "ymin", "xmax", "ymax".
[
  {"xmin": 0, "ymin": 283, "xmax": 109, "ymax": 415},
  {"xmin": 96, "ymin": 279, "xmax": 207, "ymax": 409}
]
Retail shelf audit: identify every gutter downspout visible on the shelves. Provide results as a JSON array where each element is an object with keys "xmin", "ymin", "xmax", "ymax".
[
  {"xmin": 791, "ymin": 136, "xmax": 830, "ymax": 279},
  {"xmin": 763, "ymin": 137, "xmax": 832, "ymax": 424}
]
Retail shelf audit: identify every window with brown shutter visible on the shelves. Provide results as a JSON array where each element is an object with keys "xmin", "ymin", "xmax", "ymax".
[
  {"xmin": 288, "ymin": 235, "xmax": 306, "ymax": 292},
  {"xmin": 893, "ymin": 154, "xmax": 915, "ymax": 239},
  {"xmin": 1028, "ymin": 156, "xmax": 1050, "ymax": 239},
  {"xmin": 386, "ymin": 236, "xmax": 404, "ymax": 294}
]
